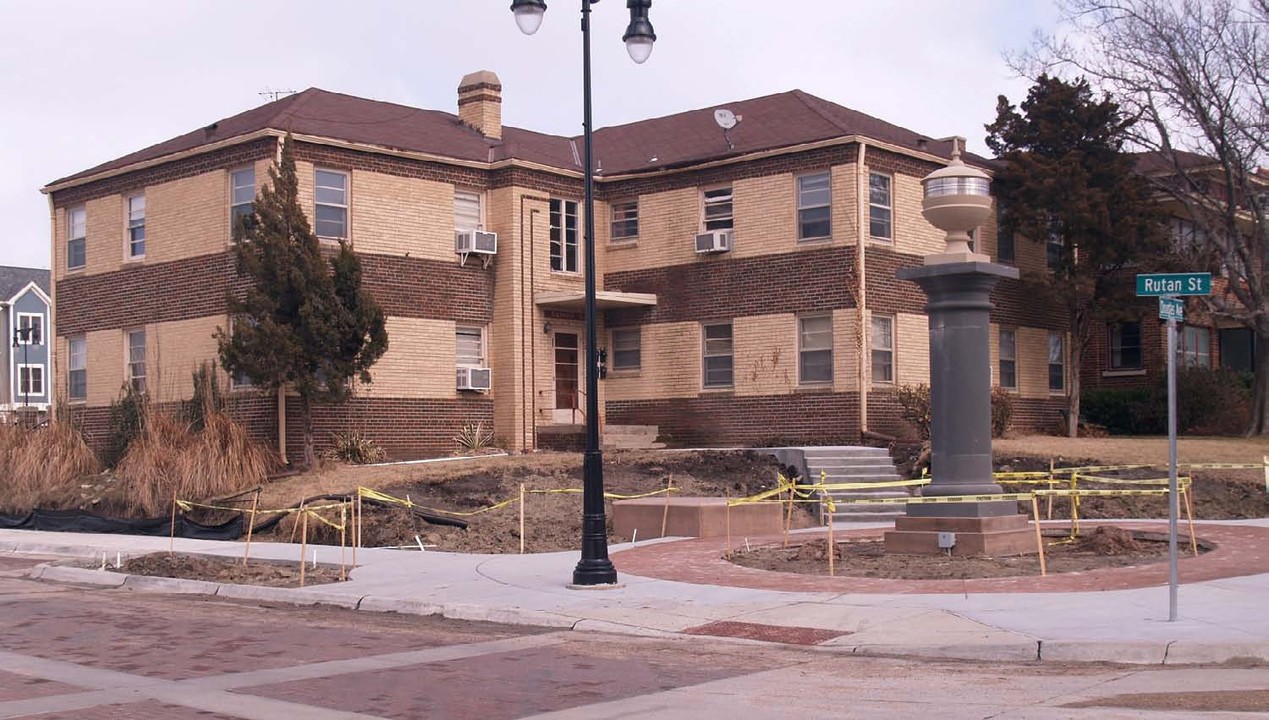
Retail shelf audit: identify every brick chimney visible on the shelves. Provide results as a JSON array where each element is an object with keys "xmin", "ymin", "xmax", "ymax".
[{"xmin": 458, "ymin": 70, "xmax": 502, "ymax": 140}]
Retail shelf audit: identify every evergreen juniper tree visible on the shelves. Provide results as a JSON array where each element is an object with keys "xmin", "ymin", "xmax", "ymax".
[
  {"xmin": 216, "ymin": 135, "xmax": 388, "ymax": 466},
  {"xmin": 986, "ymin": 75, "xmax": 1167, "ymax": 437}
]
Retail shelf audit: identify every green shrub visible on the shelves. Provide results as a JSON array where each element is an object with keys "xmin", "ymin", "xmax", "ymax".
[
  {"xmin": 1177, "ymin": 366, "xmax": 1251, "ymax": 435},
  {"xmin": 991, "ymin": 386, "xmax": 1013, "ymax": 438},
  {"xmin": 1081, "ymin": 386, "xmax": 1165, "ymax": 435}
]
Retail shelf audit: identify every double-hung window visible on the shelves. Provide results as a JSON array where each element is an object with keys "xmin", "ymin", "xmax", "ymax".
[
  {"xmin": 799, "ymin": 315, "xmax": 833, "ymax": 384},
  {"xmin": 127, "ymin": 329, "xmax": 147, "ymax": 393},
  {"xmin": 702, "ymin": 323, "xmax": 734, "ymax": 388},
  {"xmin": 702, "ymin": 187, "xmax": 733, "ymax": 231},
  {"xmin": 610, "ymin": 200, "xmax": 638, "ymax": 241},
  {"xmin": 455, "ymin": 189, "xmax": 482, "ymax": 233},
  {"xmin": 998, "ymin": 328, "xmax": 1017, "ymax": 389},
  {"xmin": 1109, "ymin": 322, "xmax": 1142, "ymax": 370},
  {"xmin": 549, "ymin": 199, "xmax": 579, "ymax": 272},
  {"xmin": 67, "ymin": 205, "xmax": 86, "ymax": 270},
  {"xmin": 456, "ymin": 326, "xmax": 485, "ymax": 368},
  {"xmin": 1048, "ymin": 332, "xmax": 1065, "ymax": 393},
  {"xmin": 230, "ymin": 167, "xmax": 255, "ymax": 234},
  {"xmin": 315, "ymin": 169, "xmax": 348, "ymax": 240},
  {"xmin": 797, "ymin": 172, "xmax": 831, "ymax": 240},
  {"xmin": 868, "ymin": 172, "xmax": 892, "ymax": 240},
  {"xmin": 127, "ymin": 193, "xmax": 146, "ymax": 258},
  {"xmin": 68, "ymin": 335, "xmax": 87, "ymax": 401},
  {"xmin": 17, "ymin": 365, "xmax": 43, "ymax": 398},
  {"xmin": 1181, "ymin": 326, "xmax": 1211, "ymax": 367},
  {"xmin": 16, "ymin": 314, "xmax": 42, "ymax": 345},
  {"xmin": 611, "ymin": 328, "xmax": 641, "ymax": 370},
  {"xmin": 871, "ymin": 315, "xmax": 894, "ymax": 384}
]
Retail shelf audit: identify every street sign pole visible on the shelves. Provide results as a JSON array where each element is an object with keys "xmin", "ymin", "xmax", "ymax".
[{"xmin": 1167, "ymin": 315, "xmax": 1178, "ymax": 622}]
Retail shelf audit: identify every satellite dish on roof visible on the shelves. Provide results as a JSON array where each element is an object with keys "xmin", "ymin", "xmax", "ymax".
[{"xmin": 714, "ymin": 108, "xmax": 738, "ymax": 129}]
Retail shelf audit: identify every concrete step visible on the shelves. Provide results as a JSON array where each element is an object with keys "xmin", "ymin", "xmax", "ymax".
[{"xmin": 602, "ymin": 425, "xmax": 662, "ymax": 450}]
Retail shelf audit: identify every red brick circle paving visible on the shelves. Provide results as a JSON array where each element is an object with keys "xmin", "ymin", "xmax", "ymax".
[{"xmin": 612, "ymin": 522, "xmax": 1269, "ymax": 594}]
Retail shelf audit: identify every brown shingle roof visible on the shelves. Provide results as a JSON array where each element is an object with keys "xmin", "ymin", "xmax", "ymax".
[{"xmin": 48, "ymin": 86, "xmax": 986, "ymax": 188}]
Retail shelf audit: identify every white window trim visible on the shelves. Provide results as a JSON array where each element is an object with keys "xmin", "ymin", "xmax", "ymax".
[
  {"xmin": 67, "ymin": 205, "xmax": 87, "ymax": 271},
  {"xmin": 610, "ymin": 328, "xmax": 641, "ymax": 371},
  {"xmin": 68, "ymin": 335, "xmax": 87, "ymax": 402},
  {"xmin": 868, "ymin": 171, "xmax": 893, "ymax": 242},
  {"xmin": 126, "ymin": 329, "xmax": 147, "ymax": 393},
  {"xmin": 798, "ymin": 314, "xmax": 834, "ymax": 386},
  {"xmin": 125, "ymin": 193, "xmax": 146, "ymax": 260},
  {"xmin": 456, "ymin": 326, "xmax": 486, "ymax": 368},
  {"xmin": 230, "ymin": 166, "xmax": 256, "ymax": 238},
  {"xmin": 998, "ymin": 327, "xmax": 1018, "ymax": 390},
  {"xmin": 15, "ymin": 313, "xmax": 43, "ymax": 345},
  {"xmin": 1048, "ymin": 332, "xmax": 1066, "ymax": 394},
  {"xmin": 702, "ymin": 322, "xmax": 734, "ymax": 389},
  {"xmin": 701, "ymin": 186, "xmax": 734, "ymax": 232},
  {"xmin": 15, "ymin": 364, "xmax": 44, "ymax": 399},
  {"xmin": 610, "ymin": 199, "xmax": 639, "ymax": 242},
  {"xmin": 454, "ymin": 188, "xmax": 485, "ymax": 233},
  {"xmin": 796, "ymin": 171, "xmax": 832, "ymax": 241},
  {"xmin": 315, "ymin": 168, "xmax": 350, "ymax": 242},
  {"xmin": 549, "ymin": 198, "xmax": 580, "ymax": 274},
  {"xmin": 870, "ymin": 314, "xmax": 895, "ymax": 385}
]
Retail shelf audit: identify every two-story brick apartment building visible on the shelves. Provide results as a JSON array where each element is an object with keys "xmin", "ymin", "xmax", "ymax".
[{"xmin": 44, "ymin": 72, "xmax": 1069, "ymax": 461}]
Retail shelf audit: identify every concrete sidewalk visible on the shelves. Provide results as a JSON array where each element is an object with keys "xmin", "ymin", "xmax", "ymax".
[{"xmin": 5, "ymin": 520, "xmax": 1269, "ymax": 666}]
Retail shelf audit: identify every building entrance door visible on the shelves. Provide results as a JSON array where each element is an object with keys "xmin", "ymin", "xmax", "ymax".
[{"xmin": 552, "ymin": 332, "xmax": 581, "ymax": 424}]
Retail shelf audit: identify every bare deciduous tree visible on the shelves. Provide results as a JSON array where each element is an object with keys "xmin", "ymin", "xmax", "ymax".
[{"xmin": 1014, "ymin": 0, "xmax": 1268, "ymax": 434}]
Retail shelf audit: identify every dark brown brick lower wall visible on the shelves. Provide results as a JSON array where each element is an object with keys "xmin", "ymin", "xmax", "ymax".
[
  {"xmin": 1009, "ymin": 396, "xmax": 1069, "ymax": 436},
  {"xmin": 607, "ymin": 392, "xmax": 862, "ymax": 447},
  {"xmin": 66, "ymin": 395, "xmax": 491, "ymax": 464}
]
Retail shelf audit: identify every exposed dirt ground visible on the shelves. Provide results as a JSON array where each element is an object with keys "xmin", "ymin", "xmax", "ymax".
[
  {"xmin": 116, "ymin": 552, "xmax": 346, "ymax": 587},
  {"xmin": 728, "ymin": 527, "xmax": 1204, "ymax": 579}
]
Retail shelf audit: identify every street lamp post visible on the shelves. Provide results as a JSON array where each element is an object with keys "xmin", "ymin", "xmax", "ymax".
[
  {"xmin": 12, "ymin": 326, "xmax": 32, "ymax": 428},
  {"xmin": 511, "ymin": 0, "xmax": 656, "ymax": 586}
]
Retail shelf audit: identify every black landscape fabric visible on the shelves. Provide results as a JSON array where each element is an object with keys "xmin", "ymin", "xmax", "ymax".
[{"xmin": 0, "ymin": 508, "xmax": 244, "ymax": 540}]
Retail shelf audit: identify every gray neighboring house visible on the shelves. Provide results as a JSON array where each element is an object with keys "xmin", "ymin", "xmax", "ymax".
[{"xmin": 1, "ymin": 266, "xmax": 52, "ymax": 420}]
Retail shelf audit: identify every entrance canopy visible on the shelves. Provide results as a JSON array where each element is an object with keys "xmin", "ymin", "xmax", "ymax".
[{"xmin": 534, "ymin": 290, "xmax": 658, "ymax": 310}]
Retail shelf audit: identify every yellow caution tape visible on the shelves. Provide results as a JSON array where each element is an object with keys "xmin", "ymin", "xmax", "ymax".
[
  {"xmin": 841, "ymin": 492, "xmax": 1034, "ymax": 505},
  {"xmin": 176, "ymin": 499, "xmax": 347, "ymax": 515},
  {"xmin": 793, "ymin": 478, "xmax": 931, "ymax": 492},
  {"xmin": 1034, "ymin": 488, "xmax": 1169, "ymax": 497}
]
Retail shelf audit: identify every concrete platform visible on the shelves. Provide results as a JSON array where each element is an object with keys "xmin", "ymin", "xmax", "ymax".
[
  {"xmin": 612, "ymin": 497, "xmax": 783, "ymax": 539},
  {"xmin": 884, "ymin": 514, "xmax": 1037, "ymax": 556}
]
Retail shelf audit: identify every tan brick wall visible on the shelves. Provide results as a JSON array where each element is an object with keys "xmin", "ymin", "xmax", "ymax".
[
  {"xmin": 80, "ymin": 329, "xmax": 124, "ymax": 406},
  {"xmin": 733, "ymin": 174, "xmax": 797, "ymax": 256},
  {"xmin": 603, "ymin": 322, "xmax": 701, "ymax": 401},
  {"xmin": 1017, "ymin": 326, "xmax": 1069, "ymax": 400},
  {"xmin": 150, "ymin": 317, "xmax": 222, "ymax": 402},
  {"xmin": 353, "ymin": 316, "xmax": 461, "ymax": 400},
  {"xmin": 603, "ymin": 186, "xmax": 699, "ymax": 272},
  {"xmin": 351, "ymin": 171, "xmax": 455, "ymax": 261},
  {"xmin": 888, "ymin": 171, "xmax": 945, "ymax": 256},
  {"xmin": 56, "ymin": 195, "xmax": 126, "ymax": 278},
  {"xmin": 833, "ymin": 310, "xmax": 860, "ymax": 393},
  {"xmin": 146, "ymin": 172, "xmax": 227, "ymax": 263},
  {"xmin": 734, "ymin": 314, "xmax": 797, "ymax": 396},
  {"xmin": 894, "ymin": 312, "xmax": 930, "ymax": 386}
]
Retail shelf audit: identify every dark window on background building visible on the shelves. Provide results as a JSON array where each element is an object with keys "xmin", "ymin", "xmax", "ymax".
[{"xmin": 1109, "ymin": 322, "xmax": 1142, "ymax": 370}]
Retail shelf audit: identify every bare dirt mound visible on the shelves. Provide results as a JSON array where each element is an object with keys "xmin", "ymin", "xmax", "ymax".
[{"xmin": 117, "ymin": 553, "xmax": 346, "ymax": 587}]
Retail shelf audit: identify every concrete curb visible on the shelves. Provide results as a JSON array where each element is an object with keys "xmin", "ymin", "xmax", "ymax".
[
  {"xmin": 122, "ymin": 575, "xmax": 222, "ymax": 595},
  {"xmin": 33, "ymin": 565, "xmax": 127, "ymax": 587}
]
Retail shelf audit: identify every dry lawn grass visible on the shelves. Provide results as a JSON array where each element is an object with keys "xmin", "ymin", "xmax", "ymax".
[
  {"xmin": 995, "ymin": 435, "xmax": 1269, "ymax": 466},
  {"xmin": 0, "ymin": 423, "xmax": 99, "ymax": 513}
]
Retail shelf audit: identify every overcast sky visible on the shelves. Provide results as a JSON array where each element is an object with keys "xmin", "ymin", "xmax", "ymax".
[{"xmin": 0, "ymin": 0, "xmax": 1058, "ymax": 270}]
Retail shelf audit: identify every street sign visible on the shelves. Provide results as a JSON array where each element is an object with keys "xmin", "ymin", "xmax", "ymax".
[
  {"xmin": 1136, "ymin": 272, "xmax": 1211, "ymax": 296},
  {"xmin": 1159, "ymin": 296, "xmax": 1184, "ymax": 322}
]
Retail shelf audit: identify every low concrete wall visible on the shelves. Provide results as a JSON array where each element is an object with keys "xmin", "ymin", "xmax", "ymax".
[{"xmin": 612, "ymin": 497, "xmax": 784, "ymax": 539}]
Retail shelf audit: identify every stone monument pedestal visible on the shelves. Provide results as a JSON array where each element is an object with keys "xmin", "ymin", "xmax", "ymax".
[{"xmin": 884, "ymin": 514, "xmax": 1035, "ymax": 556}]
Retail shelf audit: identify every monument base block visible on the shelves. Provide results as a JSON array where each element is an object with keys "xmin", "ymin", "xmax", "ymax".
[
  {"xmin": 612, "ymin": 497, "xmax": 783, "ymax": 539},
  {"xmin": 883, "ymin": 514, "xmax": 1036, "ymax": 556}
]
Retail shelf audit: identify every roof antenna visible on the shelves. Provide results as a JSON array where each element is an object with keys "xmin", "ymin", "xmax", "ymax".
[
  {"xmin": 714, "ymin": 108, "xmax": 742, "ymax": 151},
  {"xmin": 259, "ymin": 88, "xmax": 298, "ymax": 102}
]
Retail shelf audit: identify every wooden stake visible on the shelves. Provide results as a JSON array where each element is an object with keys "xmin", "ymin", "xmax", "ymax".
[
  {"xmin": 519, "ymin": 483, "xmax": 526, "ymax": 554},
  {"xmin": 1182, "ymin": 482, "xmax": 1198, "ymax": 558},
  {"xmin": 660, "ymin": 476, "xmax": 673, "ymax": 539},
  {"xmin": 1031, "ymin": 494, "xmax": 1047, "ymax": 577},
  {"xmin": 243, "ymin": 491, "xmax": 260, "ymax": 566},
  {"xmin": 350, "ymin": 492, "xmax": 358, "ymax": 566},
  {"xmin": 169, "ymin": 495, "xmax": 178, "ymax": 556},
  {"xmin": 340, "ymin": 502, "xmax": 347, "ymax": 582},
  {"xmin": 782, "ymin": 474, "xmax": 793, "ymax": 549},
  {"xmin": 1046, "ymin": 458, "xmax": 1055, "ymax": 520},
  {"xmin": 299, "ymin": 508, "xmax": 309, "ymax": 588},
  {"xmin": 826, "ymin": 512, "xmax": 835, "ymax": 578},
  {"xmin": 724, "ymin": 490, "xmax": 732, "ymax": 559}
]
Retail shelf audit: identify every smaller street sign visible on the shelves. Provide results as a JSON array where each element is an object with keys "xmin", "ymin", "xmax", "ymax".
[
  {"xmin": 1136, "ymin": 272, "xmax": 1212, "ymax": 297},
  {"xmin": 1159, "ymin": 296, "xmax": 1184, "ymax": 322}
]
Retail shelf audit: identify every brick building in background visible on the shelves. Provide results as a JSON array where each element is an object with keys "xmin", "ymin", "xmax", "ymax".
[{"xmin": 43, "ymin": 71, "xmax": 1070, "ymax": 461}]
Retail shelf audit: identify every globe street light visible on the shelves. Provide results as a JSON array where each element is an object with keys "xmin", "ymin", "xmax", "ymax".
[{"xmin": 512, "ymin": 0, "xmax": 656, "ymax": 586}]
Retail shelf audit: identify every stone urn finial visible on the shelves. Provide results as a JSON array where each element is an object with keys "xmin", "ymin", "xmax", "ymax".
[{"xmin": 921, "ymin": 138, "xmax": 993, "ymax": 264}]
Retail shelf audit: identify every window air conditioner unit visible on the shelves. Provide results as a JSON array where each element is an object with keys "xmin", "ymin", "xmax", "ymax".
[
  {"xmin": 456, "ymin": 366, "xmax": 492, "ymax": 391},
  {"xmin": 695, "ymin": 229, "xmax": 732, "ymax": 254},
  {"xmin": 455, "ymin": 230, "xmax": 498, "ymax": 255}
]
